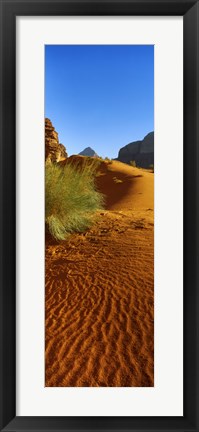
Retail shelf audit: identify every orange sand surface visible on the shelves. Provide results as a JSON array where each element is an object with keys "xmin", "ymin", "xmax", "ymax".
[{"xmin": 45, "ymin": 160, "xmax": 154, "ymax": 386}]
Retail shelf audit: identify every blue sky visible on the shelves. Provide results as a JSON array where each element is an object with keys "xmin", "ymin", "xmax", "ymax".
[{"xmin": 45, "ymin": 45, "xmax": 154, "ymax": 159}]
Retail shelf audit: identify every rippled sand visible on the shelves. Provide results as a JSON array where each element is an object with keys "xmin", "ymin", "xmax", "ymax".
[{"xmin": 45, "ymin": 162, "xmax": 154, "ymax": 387}]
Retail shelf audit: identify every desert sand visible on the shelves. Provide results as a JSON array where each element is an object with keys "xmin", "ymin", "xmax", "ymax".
[{"xmin": 45, "ymin": 160, "xmax": 154, "ymax": 386}]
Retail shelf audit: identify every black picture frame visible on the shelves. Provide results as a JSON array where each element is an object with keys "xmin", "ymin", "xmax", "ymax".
[{"xmin": 0, "ymin": 0, "xmax": 198, "ymax": 431}]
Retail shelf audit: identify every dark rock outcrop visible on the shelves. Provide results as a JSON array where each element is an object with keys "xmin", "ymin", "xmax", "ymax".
[
  {"xmin": 45, "ymin": 118, "xmax": 67, "ymax": 162},
  {"xmin": 117, "ymin": 132, "xmax": 154, "ymax": 168},
  {"xmin": 79, "ymin": 147, "xmax": 98, "ymax": 157}
]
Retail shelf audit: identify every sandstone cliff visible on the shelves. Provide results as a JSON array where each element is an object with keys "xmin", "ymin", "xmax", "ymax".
[
  {"xmin": 117, "ymin": 132, "xmax": 154, "ymax": 168},
  {"xmin": 45, "ymin": 118, "xmax": 67, "ymax": 162}
]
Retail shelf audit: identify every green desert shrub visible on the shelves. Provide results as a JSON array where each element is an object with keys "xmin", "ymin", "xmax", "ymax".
[
  {"xmin": 130, "ymin": 160, "xmax": 136, "ymax": 167},
  {"xmin": 113, "ymin": 176, "xmax": 123, "ymax": 184},
  {"xmin": 104, "ymin": 157, "xmax": 112, "ymax": 163},
  {"xmin": 45, "ymin": 161, "xmax": 104, "ymax": 240},
  {"xmin": 149, "ymin": 164, "xmax": 154, "ymax": 172}
]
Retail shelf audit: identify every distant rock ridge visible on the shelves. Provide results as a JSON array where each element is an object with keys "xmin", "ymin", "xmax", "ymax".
[
  {"xmin": 45, "ymin": 118, "xmax": 67, "ymax": 162},
  {"xmin": 78, "ymin": 147, "xmax": 98, "ymax": 157},
  {"xmin": 117, "ymin": 132, "xmax": 154, "ymax": 168}
]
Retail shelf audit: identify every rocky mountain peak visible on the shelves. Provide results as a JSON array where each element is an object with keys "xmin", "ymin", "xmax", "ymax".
[
  {"xmin": 78, "ymin": 147, "xmax": 98, "ymax": 157},
  {"xmin": 117, "ymin": 132, "xmax": 154, "ymax": 168}
]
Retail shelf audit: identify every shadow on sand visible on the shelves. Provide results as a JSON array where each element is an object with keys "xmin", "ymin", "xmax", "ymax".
[{"xmin": 96, "ymin": 162, "xmax": 142, "ymax": 210}]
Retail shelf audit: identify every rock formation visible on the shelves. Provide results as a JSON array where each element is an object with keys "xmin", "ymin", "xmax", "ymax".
[
  {"xmin": 79, "ymin": 147, "xmax": 98, "ymax": 157},
  {"xmin": 45, "ymin": 118, "xmax": 67, "ymax": 162},
  {"xmin": 117, "ymin": 132, "xmax": 154, "ymax": 168}
]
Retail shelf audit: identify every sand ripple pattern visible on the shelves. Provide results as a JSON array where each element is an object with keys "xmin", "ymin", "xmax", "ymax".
[{"xmin": 45, "ymin": 210, "xmax": 154, "ymax": 387}]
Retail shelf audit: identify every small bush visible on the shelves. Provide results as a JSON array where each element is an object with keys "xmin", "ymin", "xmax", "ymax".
[
  {"xmin": 113, "ymin": 176, "xmax": 123, "ymax": 184},
  {"xmin": 104, "ymin": 157, "xmax": 113, "ymax": 164},
  {"xmin": 45, "ymin": 161, "xmax": 104, "ymax": 240},
  {"xmin": 130, "ymin": 160, "xmax": 136, "ymax": 167}
]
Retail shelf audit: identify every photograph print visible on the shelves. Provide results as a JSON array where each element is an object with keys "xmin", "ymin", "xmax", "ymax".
[{"xmin": 45, "ymin": 45, "xmax": 154, "ymax": 387}]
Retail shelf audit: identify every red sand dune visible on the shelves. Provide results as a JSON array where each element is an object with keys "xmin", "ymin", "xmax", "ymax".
[{"xmin": 45, "ymin": 159, "xmax": 154, "ymax": 387}]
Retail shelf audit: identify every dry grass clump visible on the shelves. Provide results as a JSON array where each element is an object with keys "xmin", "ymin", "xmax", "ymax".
[
  {"xmin": 45, "ymin": 161, "xmax": 104, "ymax": 240},
  {"xmin": 113, "ymin": 176, "xmax": 123, "ymax": 184},
  {"xmin": 130, "ymin": 160, "xmax": 136, "ymax": 167}
]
